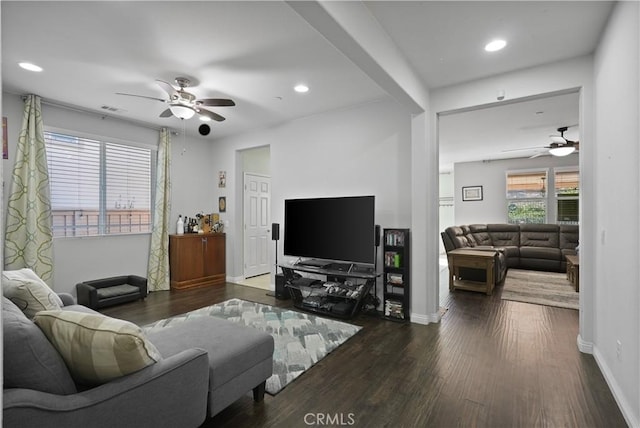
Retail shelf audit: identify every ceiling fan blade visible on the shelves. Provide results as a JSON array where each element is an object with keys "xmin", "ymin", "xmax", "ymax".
[
  {"xmin": 501, "ymin": 146, "xmax": 545, "ymax": 153},
  {"xmin": 159, "ymin": 108, "xmax": 173, "ymax": 118},
  {"xmin": 156, "ymin": 79, "xmax": 178, "ymax": 99},
  {"xmin": 116, "ymin": 92, "xmax": 166, "ymax": 103},
  {"xmin": 198, "ymin": 98, "xmax": 236, "ymax": 107},
  {"xmin": 196, "ymin": 107, "xmax": 225, "ymax": 122},
  {"xmin": 529, "ymin": 152, "xmax": 546, "ymax": 159}
]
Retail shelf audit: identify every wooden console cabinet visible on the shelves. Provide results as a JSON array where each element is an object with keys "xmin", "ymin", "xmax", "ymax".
[{"xmin": 169, "ymin": 233, "xmax": 226, "ymax": 290}]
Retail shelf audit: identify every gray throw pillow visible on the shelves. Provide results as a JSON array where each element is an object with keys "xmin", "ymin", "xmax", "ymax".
[{"xmin": 2, "ymin": 297, "xmax": 77, "ymax": 395}]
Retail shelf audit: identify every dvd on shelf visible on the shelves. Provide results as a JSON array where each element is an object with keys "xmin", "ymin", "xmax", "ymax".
[
  {"xmin": 384, "ymin": 299, "xmax": 404, "ymax": 319},
  {"xmin": 385, "ymin": 231, "xmax": 405, "ymax": 247}
]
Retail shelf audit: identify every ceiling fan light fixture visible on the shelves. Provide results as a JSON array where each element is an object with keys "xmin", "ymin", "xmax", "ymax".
[
  {"xmin": 484, "ymin": 39, "xmax": 507, "ymax": 52},
  {"xmin": 549, "ymin": 146, "xmax": 575, "ymax": 157},
  {"xmin": 19, "ymin": 62, "xmax": 43, "ymax": 72},
  {"xmin": 169, "ymin": 104, "xmax": 195, "ymax": 120}
]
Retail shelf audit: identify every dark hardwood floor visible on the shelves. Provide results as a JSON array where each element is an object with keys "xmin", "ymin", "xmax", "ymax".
[{"xmin": 101, "ymin": 281, "xmax": 627, "ymax": 428}]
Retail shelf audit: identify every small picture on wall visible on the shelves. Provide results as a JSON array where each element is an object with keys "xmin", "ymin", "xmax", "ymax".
[
  {"xmin": 218, "ymin": 197, "xmax": 226, "ymax": 213},
  {"xmin": 462, "ymin": 186, "xmax": 483, "ymax": 201},
  {"xmin": 218, "ymin": 171, "xmax": 226, "ymax": 188}
]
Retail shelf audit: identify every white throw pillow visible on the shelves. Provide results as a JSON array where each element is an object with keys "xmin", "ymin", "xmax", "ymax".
[
  {"xmin": 34, "ymin": 310, "xmax": 162, "ymax": 385},
  {"xmin": 2, "ymin": 268, "xmax": 63, "ymax": 318}
]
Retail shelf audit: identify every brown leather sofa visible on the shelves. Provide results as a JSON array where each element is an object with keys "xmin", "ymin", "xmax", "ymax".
[{"xmin": 441, "ymin": 224, "xmax": 579, "ymax": 276}]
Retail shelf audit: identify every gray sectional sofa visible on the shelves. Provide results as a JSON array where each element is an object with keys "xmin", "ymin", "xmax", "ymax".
[
  {"xmin": 3, "ymin": 293, "xmax": 274, "ymax": 428},
  {"xmin": 442, "ymin": 223, "xmax": 579, "ymax": 280}
]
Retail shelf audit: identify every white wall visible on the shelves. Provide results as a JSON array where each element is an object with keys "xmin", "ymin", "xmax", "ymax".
[
  {"xmin": 453, "ymin": 155, "xmax": 578, "ymax": 225},
  {"xmin": 210, "ymin": 98, "xmax": 411, "ymax": 301},
  {"xmin": 1, "ymin": 92, "xmax": 216, "ymax": 295},
  {"xmin": 593, "ymin": 1, "xmax": 640, "ymax": 425}
]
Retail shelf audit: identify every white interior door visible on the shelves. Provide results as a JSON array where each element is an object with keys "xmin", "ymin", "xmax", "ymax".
[{"xmin": 243, "ymin": 173, "xmax": 271, "ymax": 278}]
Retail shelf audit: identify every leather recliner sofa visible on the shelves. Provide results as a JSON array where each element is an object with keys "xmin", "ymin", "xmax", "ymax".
[{"xmin": 441, "ymin": 223, "xmax": 579, "ymax": 277}]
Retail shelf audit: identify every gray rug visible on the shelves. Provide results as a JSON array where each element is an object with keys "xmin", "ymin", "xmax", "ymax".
[
  {"xmin": 501, "ymin": 269, "xmax": 578, "ymax": 310},
  {"xmin": 143, "ymin": 298, "xmax": 361, "ymax": 395}
]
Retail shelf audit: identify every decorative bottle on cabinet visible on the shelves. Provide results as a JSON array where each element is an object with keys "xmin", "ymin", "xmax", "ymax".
[
  {"xmin": 176, "ymin": 215, "xmax": 184, "ymax": 235},
  {"xmin": 383, "ymin": 228, "xmax": 410, "ymax": 322}
]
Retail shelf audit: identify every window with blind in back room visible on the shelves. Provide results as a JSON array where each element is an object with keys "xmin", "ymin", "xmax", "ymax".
[
  {"xmin": 555, "ymin": 168, "xmax": 579, "ymax": 224},
  {"xmin": 506, "ymin": 169, "xmax": 548, "ymax": 224},
  {"xmin": 45, "ymin": 131, "xmax": 152, "ymax": 237}
]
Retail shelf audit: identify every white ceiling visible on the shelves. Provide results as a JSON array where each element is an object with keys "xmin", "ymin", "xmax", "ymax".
[{"xmin": 1, "ymin": 1, "xmax": 614, "ymax": 166}]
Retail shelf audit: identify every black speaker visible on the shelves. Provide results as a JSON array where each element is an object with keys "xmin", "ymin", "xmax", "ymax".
[
  {"xmin": 272, "ymin": 223, "xmax": 280, "ymax": 241},
  {"xmin": 198, "ymin": 124, "xmax": 211, "ymax": 136},
  {"xmin": 275, "ymin": 273, "xmax": 290, "ymax": 300},
  {"xmin": 375, "ymin": 224, "xmax": 381, "ymax": 247}
]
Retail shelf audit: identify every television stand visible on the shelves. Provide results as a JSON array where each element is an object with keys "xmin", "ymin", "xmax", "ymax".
[
  {"xmin": 279, "ymin": 262, "xmax": 379, "ymax": 319},
  {"xmin": 295, "ymin": 258, "xmax": 332, "ymax": 268}
]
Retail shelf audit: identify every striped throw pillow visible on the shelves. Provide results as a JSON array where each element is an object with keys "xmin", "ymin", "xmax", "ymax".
[
  {"xmin": 34, "ymin": 310, "xmax": 162, "ymax": 385},
  {"xmin": 2, "ymin": 269, "xmax": 63, "ymax": 318}
]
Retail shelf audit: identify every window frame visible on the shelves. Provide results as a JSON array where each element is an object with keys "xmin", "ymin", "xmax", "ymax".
[
  {"xmin": 505, "ymin": 168, "xmax": 549, "ymax": 224},
  {"xmin": 554, "ymin": 166, "xmax": 580, "ymax": 225},
  {"xmin": 44, "ymin": 126, "xmax": 157, "ymax": 238}
]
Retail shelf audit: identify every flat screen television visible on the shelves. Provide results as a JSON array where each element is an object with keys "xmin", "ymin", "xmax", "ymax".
[{"xmin": 284, "ymin": 195, "xmax": 375, "ymax": 266}]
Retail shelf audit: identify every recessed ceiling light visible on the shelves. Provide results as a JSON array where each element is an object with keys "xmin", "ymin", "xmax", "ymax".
[
  {"xmin": 19, "ymin": 62, "xmax": 43, "ymax": 72},
  {"xmin": 484, "ymin": 39, "xmax": 507, "ymax": 52},
  {"xmin": 294, "ymin": 84, "xmax": 309, "ymax": 93}
]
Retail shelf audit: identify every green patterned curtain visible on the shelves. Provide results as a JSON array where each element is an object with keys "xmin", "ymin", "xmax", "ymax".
[
  {"xmin": 147, "ymin": 128, "xmax": 172, "ymax": 291},
  {"xmin": 4, "ymin": 95, "xmax": 54, "ymax": 283}
]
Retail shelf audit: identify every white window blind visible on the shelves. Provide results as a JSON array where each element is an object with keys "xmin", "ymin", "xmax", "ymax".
[
  {"xmin": 555, "ymin": 169, "xmax": 579, "ymax": 224},
  {"xmin": 506, "ymin": 170, "xmax": 547, "ymax": 224},
  {"xmin": 45, "ymin": 131, "xmax": 152, "ymax": 237}
]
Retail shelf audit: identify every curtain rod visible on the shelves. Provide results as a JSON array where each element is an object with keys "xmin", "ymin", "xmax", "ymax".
[{"xmin": 18, "ymin": 94, "xmax": 179, "ymax": 135}]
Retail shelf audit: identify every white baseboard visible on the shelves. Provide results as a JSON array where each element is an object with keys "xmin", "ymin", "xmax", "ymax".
[
  {"xmin": 577, "ymin": 334, "xmax": 594, "ymax": 354},
  {"xmin": 410, "ymin": 311, "xmax": 441, "ymax": 325},
  {"xmin": 592, "ymin": 344, "xmax": 639, "ymax": 428},
  {"xmin": 227, "ymin": 275, "xmax": 243, "ymax": 283}
]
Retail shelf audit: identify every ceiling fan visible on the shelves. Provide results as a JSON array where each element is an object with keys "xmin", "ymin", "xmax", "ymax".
[
  {"xmin": 502, "ymin": 126, "xmax": 579, "ymax": 158},
  {"xmin": 544, "ymin": 126, "xmax": 579, "ymax": 157},
  {"xmin": 117, "ymin": 77, "xmax": 235, "ymax": 121}
]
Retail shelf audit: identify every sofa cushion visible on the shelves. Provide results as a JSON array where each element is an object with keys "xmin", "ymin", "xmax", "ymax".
[
  {"xmin": 2, "ymin": 297, "xmax": 77, "ymax": 395},
  {"xmin": 147, "ymin": 317, "xmax": 274, "ymax": 390},
  {"xmin": 445, "ymin": 226, "xmax": 472, "ymax": 249},
  {"xmin": 487, "ymin": 224, "xmax": 520, "ymax": 246},
  {"xmin": 559, "ymin": 225, "xmax": 579, "ymax": 250},
  {"xmin": 34, "ymin": 310, "xmax": 162, "ymax": 385},
  {"xmin": 96, "ymin": 284, "xmax": 141, "ymax": 299},
  {"xmin": 519, "ymin": 224, "xmax": 559, "ymax": 248},
  {"xmin": 2, "ymin": 268, "xmax": 63, "ymax": 318},
  {"xmin": 520, "ymin": 246, "xmax": 562, "ymax": 260}
]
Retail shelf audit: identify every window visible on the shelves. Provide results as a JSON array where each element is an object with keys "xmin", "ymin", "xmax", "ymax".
[
  {"xmin": 45, "ymin": 131, "xmax": 153, "ymax": 237},
  {"xmin": 506, "ymin": 170, "xmax": 547, "ymax": 224},
  {"xmin": 555, "ymin": 169, "xmax": 579, "ymax": 224}
]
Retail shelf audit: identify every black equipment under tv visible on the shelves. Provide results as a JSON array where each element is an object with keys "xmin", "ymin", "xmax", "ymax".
[{"xmin": 284, "ymin": 195, "xmax": 375, "ymax": 266}]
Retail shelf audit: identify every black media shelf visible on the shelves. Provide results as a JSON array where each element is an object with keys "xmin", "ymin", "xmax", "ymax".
[{"xmin": 383, "ymin": 228, "xmax": 410, "ymax": 322}]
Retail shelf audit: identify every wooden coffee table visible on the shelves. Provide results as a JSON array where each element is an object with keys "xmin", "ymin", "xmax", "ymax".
[
  {"xmin": 447, "ymin": 248, "xmax": 497, "ymax": 295},
  {"xmin": 566, "ymin": 254, "xmax": 579, "ymax": 292}
]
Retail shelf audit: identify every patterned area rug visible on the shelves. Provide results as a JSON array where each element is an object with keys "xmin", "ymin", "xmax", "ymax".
[
  {"xmin": 143, "ymin": 298, "xmax": 361, "ymax": 395},
  {"xmin": 501, "ymin": 269, "xmax": 578, "ymax": 310}
]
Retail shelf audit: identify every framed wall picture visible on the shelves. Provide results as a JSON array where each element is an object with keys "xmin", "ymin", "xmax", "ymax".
[
  {"xmin": 218, "ymin": 171, "xmax": 226, "ymax": 188},
  {"xmin": 462, "ymin": 186, "xmax": 483, "ymax": 201},
  {"xmin": 218, "ymin": 197, "xmax": 226, "ymax": 213}
]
